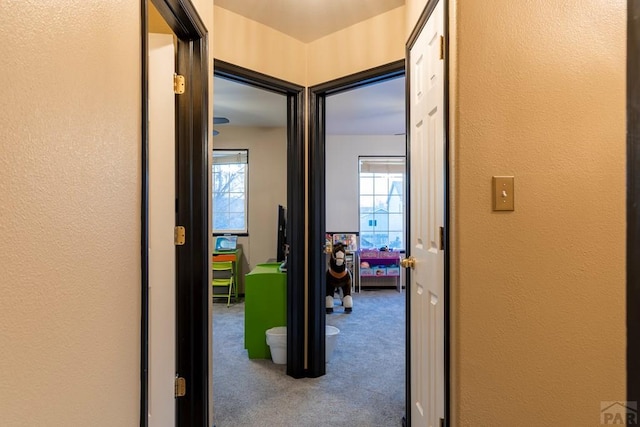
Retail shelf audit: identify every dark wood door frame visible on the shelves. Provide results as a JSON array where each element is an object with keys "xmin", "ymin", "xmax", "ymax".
[
  {"xmin": 213, "ymin": 60, "xmax": 306, "ymax": 379},
  {"xmin": 142, "ymin": 0, "xmax": 209, "ymax": 425},
  {"xmin": 307, "ymin": 60, "xmax": 406, "ymax": 380},
  {"xmin": 628, "ymin": 0, "xmax": 640, "ymax": 405}
]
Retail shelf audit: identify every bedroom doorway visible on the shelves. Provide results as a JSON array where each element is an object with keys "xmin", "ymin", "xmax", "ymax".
[
  {"xmin": 211, "ymin": 61, "xmax": 305, "ymax": 376},
  {"xmin": 309, "ymin": 61, "xmax": 408, "ymax": 425}
]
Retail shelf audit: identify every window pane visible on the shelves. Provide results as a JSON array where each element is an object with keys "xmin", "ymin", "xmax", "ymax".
[
  {"xmin": 388, "ymin": 213, "xmax": 404, "ymax": 231},
  {"xmin": 215, "ymin": 193, "xmax": 230, "ymax": 211},
  {"xmin": 374, "ymin": 176, "xmax": 389, "ymax": 193},
  {"xmin": 359, "ymin": 195, "xmax": 374, "ymax": 210},
  {"xmin": 212, "ymin": 169, "xmax": 229, "ymax": 192},
  {"xmin": 228, "ymin": 213, "xmax": 245, "ymax": 230},
  {"xmin": 360, "ymin": 232, "xmax": 376, "ymax": 248},
  {"xmin": 388, "ymin": 232, "xmax": 403, "ymax": 249},
  {"xmin": 214, "ymin": 212, "xmax": 231, "ymax": 230},
  {"xmin": 360, "ymin": 176, "xmax": 374, "ymax": 194},
  {"xmin": 370, "ymin": 233, "xmax": 388, "ymax": 248},
  {"xmin": 230, "ymin": 172, "xmax": 245, "ymax": 192},
  {"xmin": 388, "ymin": 194, "xmax": 403, "ymax": 214},
  {"xmin": 390, "ymin": 177, "xmax": 403, "ymax": 196},
  {"xmin": 360, "ymin": 214, "xmax": 374, "ymax": 232},
  {"xmin": 367, "ymin": 212, "xmax": 380, "ymax": 231},
  {"xmin": 229, "ymin": 195, "xmax": 244, "ymax": 212},
  {"xmin": 227, "ymin": 163, "xmax": 243, "ymax": 174},
  {"xmin": 373, "ymin": 194, "xmax": 387, "ymax": 210}
]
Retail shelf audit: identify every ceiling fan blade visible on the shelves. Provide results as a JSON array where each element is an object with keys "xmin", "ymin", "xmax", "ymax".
[{"xmin": 213, "ymin": 117, "xmax": 230, "ymax": 125}]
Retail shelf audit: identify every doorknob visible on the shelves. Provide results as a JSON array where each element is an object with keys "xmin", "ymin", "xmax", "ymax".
[{"xmin": 400, "ymin": 256, "xmax": 416, "ymax": 269}]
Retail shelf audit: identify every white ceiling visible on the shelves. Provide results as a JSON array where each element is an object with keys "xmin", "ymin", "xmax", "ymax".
[
  {"xmin": 213, "ymin": 75, "xmax": 405, "ymax": 136},
  {"xmin": 215, "ymin": 0, "xmax": 404, "ymax": 43},
  {"xmin": 213, "ymin": 77, "xmax": 287, "ymax": 128},
  {"xmin": 212, "ymin": 1, "xmax": 406, "ymax": 136},
  {"xmin": 326, "ymin": 76, "xmax": 406, "ymax": 135}
]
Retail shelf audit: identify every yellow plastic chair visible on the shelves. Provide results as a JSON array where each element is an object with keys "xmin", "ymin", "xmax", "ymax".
[{"xmin": 212, "ymin": 258, "xmax": 235, "ymax": 307}]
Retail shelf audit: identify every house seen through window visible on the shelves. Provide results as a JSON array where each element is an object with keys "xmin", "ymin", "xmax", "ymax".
[
  {"xmin": 213, "ymin": 149, "xmax": 248, "ymax": 234},
  {"xmin": 359, "ymin": 157, "xmax": 405, "ymax": 250}
]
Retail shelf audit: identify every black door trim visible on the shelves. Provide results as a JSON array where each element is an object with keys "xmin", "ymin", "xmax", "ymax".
[
  {"xmin": 213, "ymin": 59, "xmax": 307, "ymax": 379},
  {"xmin": 307, "ymin": 59, "xmax": 405, "ymax": 378},
  {"xmin": 140, "ymin": 4, "xmax": 149, "ymax": 425},
  {"xmin": 142, "ymin": 1, "xmax": 209, "ymax": 425},
  {"xmin": 628, "ymin": 0, "xmax": 640, "ymax": 405}
]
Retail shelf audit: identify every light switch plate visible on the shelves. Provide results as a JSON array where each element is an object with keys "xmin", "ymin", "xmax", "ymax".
[{"xmin": 493, "ymin": 176, "xmax": 514, "ymax": 211}]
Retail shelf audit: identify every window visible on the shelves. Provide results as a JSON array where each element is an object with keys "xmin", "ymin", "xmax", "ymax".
[
  {"xmin": 358, "ymin": 157, "xmax": 405, "ymax": 250},
  {"xmin": 213, "ymin": 149, "xmax": 248, "ymax": 234}
]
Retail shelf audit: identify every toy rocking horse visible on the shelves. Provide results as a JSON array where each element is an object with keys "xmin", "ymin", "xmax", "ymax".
[{"xmin": 326, "ymin": 242, "xmax": 353, "ymax": 313}]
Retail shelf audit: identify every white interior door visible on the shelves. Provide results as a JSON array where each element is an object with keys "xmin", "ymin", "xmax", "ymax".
[
  {"xmin": 148, "ymin": 33, "xmax": 177, "ymax": 427},
  {"xmin": 408, "ymin": 1, "xmax": 445, "ymax": 426}
]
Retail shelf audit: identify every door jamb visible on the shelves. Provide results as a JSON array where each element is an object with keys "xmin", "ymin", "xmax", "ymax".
[
  {"xmin": 213, "ymin": 60, "xmax": 307, "ymax": 379},
  {"xmin": 628, "ymin": 0, "xmax": 640, "ymax": 405},
  {"xmin": 141, "ymin": 0, "xmax": 209, "ymax": 425},
  {"xmin": 307, "ymin": 60, "xmax": 405, "ymax": 380}
]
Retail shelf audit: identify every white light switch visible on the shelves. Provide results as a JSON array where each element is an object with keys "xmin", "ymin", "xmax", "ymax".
[{"xmin": 493, "ymin": 176, "xmax": 514, "ymax": 211}]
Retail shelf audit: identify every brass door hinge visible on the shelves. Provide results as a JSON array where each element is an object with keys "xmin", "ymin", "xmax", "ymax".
[
  {"xmin": 175, "ymin": 376, "xmax": 186, "ymax": 397},
  {"xmin": 174, "ymin": 226, "xmax": 186, "ymax": 245},
  {"xmin": 174, "ymin": 73, "xmax": 185, "ymax": 94},
  {"xmin": 439, "ymin": 35, "xmax": 445, "ymax": 60},
  {"xmin": 439, "ymin": 226, "xmax": 445, "ymax": 251}
]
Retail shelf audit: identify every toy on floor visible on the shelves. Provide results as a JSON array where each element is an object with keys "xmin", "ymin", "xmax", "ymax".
[{"xmin": 326, "ymin": 242, "xmax": 353, "ymax": 313}]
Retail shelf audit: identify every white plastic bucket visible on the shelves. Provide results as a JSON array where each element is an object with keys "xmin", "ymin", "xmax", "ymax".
[
  {"xmin": 325, "ymin": 325, "xmax": 340, "ymax": 362},
  {"xmin": 265, "ymin": 326, "xmax": 341, "ymax": 364},
  {"xmin": 265, "ymin": 326, "xmax": 287, "ymax": 364}
]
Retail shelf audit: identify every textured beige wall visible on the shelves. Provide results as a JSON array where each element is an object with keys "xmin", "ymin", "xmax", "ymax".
[
  {"xmin": 0, "ymin": 1, "xmax": 213, "ymax": 425},
  {"xmin": 213, "ymin": 5, "xmax": 405, "ymax": 87},
  {"xmin": 406, "ymin": 0, "xmax": 430, "ymax": 40},
  {"xmin": 307, "ymin": 6, "xmax": 405, "ymax": 86},
  {"xmin": 446, "ymin": 1, "xmax": 626, "ymax": 425},
  {"xmin": 213, "ymin": 6, "xmax": 307, "ymax": 86},
  {"xmin": 0, "ymin": 1, "xmax": 140, "ymax": 425}
]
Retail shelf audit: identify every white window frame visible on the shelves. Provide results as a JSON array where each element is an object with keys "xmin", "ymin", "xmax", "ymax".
[
  {"xmin": 358, "ymin": 156, "xmax": 405, "ymax": 250},
  {"xmin": 212, "ymin": 149, "xmax": 248, "ymax": 234}
]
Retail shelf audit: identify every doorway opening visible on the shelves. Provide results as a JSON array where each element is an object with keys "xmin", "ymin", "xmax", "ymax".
[
  {"xmin": 308, "ymin": 58, "xmax": 407, "ymax": 400},
  {"xmin": 322, "ymin": 71, "xmax": 408, "ymax": 423},
  {"xmin": 210, "ymin": 61, "xmax": 305, "ymax": 425},
  {"xmin": 212, "ymin": 60, "xmax": 305, "ymax": 380}
]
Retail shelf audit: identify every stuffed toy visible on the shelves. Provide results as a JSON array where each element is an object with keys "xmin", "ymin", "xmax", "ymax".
[{"xmin": 326, "ymin": 242, "xmax": 353, "ymax": 313}]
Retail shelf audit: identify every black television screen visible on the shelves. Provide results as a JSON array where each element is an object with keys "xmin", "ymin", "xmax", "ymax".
[{"xmin": 276, "ymin": 204, "xmax": 287, "ymax": 262}]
